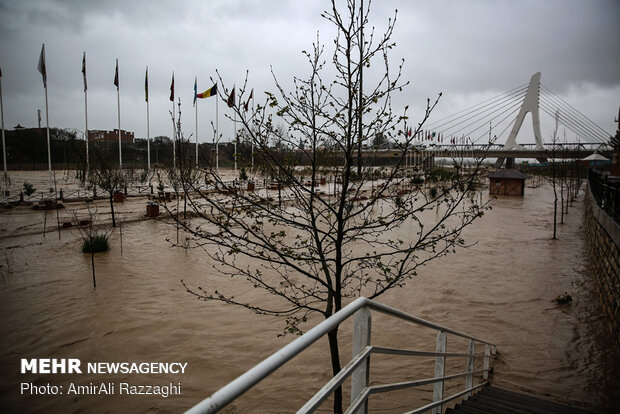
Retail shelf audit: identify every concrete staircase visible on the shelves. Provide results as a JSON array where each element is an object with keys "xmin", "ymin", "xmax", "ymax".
[{"xmin": 445, "ymin": 385, "xmax": 594, "ymax": 414}]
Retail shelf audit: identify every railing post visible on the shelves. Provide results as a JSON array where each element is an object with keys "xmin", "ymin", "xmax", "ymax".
[
  {"xmin": 465, "ymin": 340, "xmax": 475, "ymax": 397},
  {"xmin": 351, "ymin": 306, "xmax": 371, "ymax": 414},
  {"xmin": 483, "ymin": 344, "xmax": 490, "ymax": 380},
  {"xmin": 432, "ymin": 331, "xmax": 447, "ymax": 414}
]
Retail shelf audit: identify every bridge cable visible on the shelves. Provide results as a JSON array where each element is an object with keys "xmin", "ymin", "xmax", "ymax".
[
  {"xmin": 425, "ymin": 83, "xmax": 528, "ymax": 130},
  {"xmin": 539, "ymin": 99, "xmax": 605, "ymax": 144},
  {"xmin": 540, "ymin": 85, "xmax": 611, "ymax": 142},
  {"xmin": 429, "ymin": 90, "xmax": 526, "ymax": 136},
  {"xmin": 440, "ymin": 95, "xmax": 524, "ymax": 139},
  {"xmin": 539, "ymin": 94, "xmax": 606, "ymax": 143}
]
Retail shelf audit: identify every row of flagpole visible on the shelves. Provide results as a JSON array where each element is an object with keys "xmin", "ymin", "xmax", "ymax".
[
  {"xmin": 3, "ymin": 43, "xmax": 312, "ymax": 198},
  {"xmin": 0, "ymin": 44, "xmax": 246, "ymax": 196}
]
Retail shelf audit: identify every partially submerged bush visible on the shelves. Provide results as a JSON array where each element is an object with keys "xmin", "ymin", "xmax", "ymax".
[
  {"xmin": 82, "ymin": 234, "xmax": 110, "ymax": 253},
  {"xmin": 23, "ymin": 182, "xmax": 36, "ymax": 197},
  {"xmin": 554, "ymin": 292, "xmax": 573, "ymax": 305}
]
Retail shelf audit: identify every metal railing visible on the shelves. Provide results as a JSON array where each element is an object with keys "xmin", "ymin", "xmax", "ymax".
[
  {"xmin": 589, "ymin": 169, "xmax": 620, "ymax": 223},
  {"xmin": 186, "ymin": 297, "xmax": 496, "ymax": 414}
]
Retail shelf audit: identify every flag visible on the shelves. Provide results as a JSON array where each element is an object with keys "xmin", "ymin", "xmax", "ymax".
[
  {"xmin": 114, "ymin": 59, "xmax": 119, "ymax": 89},
  {"xmin": 197, "ymin": 84, "xmax": 217, "ymax": 99},
  {"xmin": 38, "ymin": 44, "xmax": 47, "ymax": 88},
  {"xmin": 407, "ymin": 127, "xmax": 412, "ymax": 137},
  {"xmin": 170, "ymin": 72, "xmax": 174, "ymax": 102},
  {"xmin": 193, "ymin": 77, "xmax": 197, "ymax": 106},
  {"xmin": 144, "ymin": 67, "xmax": 148, "ymax": 102},
  {"xmin": 244, "ymin": 88, "xmax": 253, "ymax": 111},
  {"xmin": 81, "ymin": 52, "xmax": 87, "ymax": 92},
  {"xmin": 227, "ymin": 86, "xmax": 235, "ymax": 108}
]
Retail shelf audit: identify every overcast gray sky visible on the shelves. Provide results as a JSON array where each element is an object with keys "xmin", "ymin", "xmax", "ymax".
[{"xmin": 0, "ymin": 0, "xmax": 618, "ymax": 145}]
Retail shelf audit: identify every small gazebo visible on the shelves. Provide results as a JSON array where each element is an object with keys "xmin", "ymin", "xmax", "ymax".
[
  {"xmin": 581, "ymin": 152, "xmax": 610, "ymax": 167},
  {"xmin": 486, "ymin": 169, "xmax": 531, "ymax": 196}
]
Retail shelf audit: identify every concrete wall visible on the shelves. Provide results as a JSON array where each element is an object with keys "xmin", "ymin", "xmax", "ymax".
[{"xmin": 585, "ymin": 185, "xmax": 620, "ymax": 347}]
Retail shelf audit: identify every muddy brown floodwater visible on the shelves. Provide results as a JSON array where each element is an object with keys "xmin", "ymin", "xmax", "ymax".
[{"xmin": 0, "ymin": 173, "xmax": 619, "ymax": 413}]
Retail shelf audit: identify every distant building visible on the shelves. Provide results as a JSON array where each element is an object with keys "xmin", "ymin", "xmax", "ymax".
[
  {"xmin": 486, "ymin": 169, "xmax": 531, "ymax": 196},
  {"xmin": 88, "ymin": 129, "xmax": 134, "ymax": 143}
]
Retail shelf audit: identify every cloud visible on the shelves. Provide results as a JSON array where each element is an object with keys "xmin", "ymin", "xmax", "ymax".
[{"xmin": 0, "ymin": 0, "xmax": 617, "ymax": 143}]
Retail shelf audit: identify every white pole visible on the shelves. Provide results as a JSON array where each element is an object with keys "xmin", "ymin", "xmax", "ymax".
[
  {"xmin": 171, "ymin": 71, "xmax": 175, "ymax": 170},
  {"xmin": 84, "ymin": 90, "xmax": 89, "ymax": 173},
  {"xmin": 44, "ymin": 84, "xmax": 52, "ymax": 192},
  {"xmin": 196, "ymin": 104, "xmax": 199, "ymax": 167},
  {"xmin": 83, "ymin": 52, "xmax": 89, "ymax": 174},
  {"xmin": 172, "ymin": 99, "xmax": 176, "ymax": 169},
  {"xmin": 147, "ymin": 98, "xmax": 150, "ymax": 171},
  {"xmin": 251, "ymin": 94, "xmax": 254, "ymax": 172},
  {"xmin": 216, "ymin": 93, "xmax": 219, "ymax": 172},
  {"xmin": 116, "ymin": 59, "xmax": 122, "ymax": 170},
  {"xmin": 146, "ymin": 66, "xmax": 150, "ymax": 173},
  {"xmin": 0, "ymin": 70, "xmax": 7, "ymax": 197},
  {"xmin": 117, "ymin": 89, "xmax": 122, "ymax": 170},
  {"xmin": 234, "ymin": 110, "xmax": 237, "ymax": 173}
]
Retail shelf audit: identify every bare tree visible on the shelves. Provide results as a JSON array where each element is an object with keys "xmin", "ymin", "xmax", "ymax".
[
  {"xmin": 549, "ymin": 112, "xmax": 560, "ymax": 240},
  {"xmin": 87, "ymin": 145, "xmax": 134, "ymax": 228},
  {"xmin": 173, "ymin": 2, "xmax": 487, "ymax": 412}
]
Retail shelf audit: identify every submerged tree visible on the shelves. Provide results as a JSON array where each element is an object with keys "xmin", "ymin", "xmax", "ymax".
[
  {"xmin": 71, "ymin": 204, "xmax": 112, "ymax": 288},
  {"xmin": 87, "ymin": 145, "xmax": 134, "ymax": 228},
  {"xmin": 174, "ymin": 1, "xmax": 488, "ymax": 412}
]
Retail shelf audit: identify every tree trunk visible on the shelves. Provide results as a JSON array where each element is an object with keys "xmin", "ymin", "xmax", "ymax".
[
  {"xmin": 91, "ymin": 236, "xmax": 96, "ymax": 289},
  {"xmin": 328, "ymin": 328, "xmax": 343, "ymax": 414},
  {"xmin": 560, "ymin": 182, "xmax": 564, "ymax": 224},
  {"xmin": 109, "ymin": 193, "xmax": 116, "ymax": 227}
]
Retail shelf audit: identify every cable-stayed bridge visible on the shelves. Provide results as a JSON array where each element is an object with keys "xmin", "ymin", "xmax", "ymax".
[{"xmin": 402, "ymin": 72, "xmax": 614, "ymax": 167}]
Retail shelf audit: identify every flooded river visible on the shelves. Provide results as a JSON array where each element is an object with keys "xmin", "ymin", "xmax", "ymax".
[{"xmin": 0, "ymin": 172, "xmax": 618, "ymax": 413}]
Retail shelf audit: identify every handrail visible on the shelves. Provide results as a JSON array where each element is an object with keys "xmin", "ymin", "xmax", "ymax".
[
  {"xmin": 589, "ymin": 169, "xmax": 619, "ymax": 223},
  {"xmin": 185, "ymin": 297, "xmax": 495, "ymax": 414}
]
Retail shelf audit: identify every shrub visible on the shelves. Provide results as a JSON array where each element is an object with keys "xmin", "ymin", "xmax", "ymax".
[
  {"xmin": 429, "ymin": 186, "xmax": 438, "ymax": 198},
  {"xmin": 554, "ymin": 292, "xmax": 573, "ymax": 305},
  {"xmin": 23, "ymin": 182, "xmax": 36, "ymax": 197},
  {"xmin": 82, "ymin": 234, "xmax": 110, "ymax": 253}
]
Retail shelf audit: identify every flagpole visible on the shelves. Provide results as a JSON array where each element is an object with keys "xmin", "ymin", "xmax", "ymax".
[
  {"xmin": 84, "ymin": 86, "xmax": 89, "ymax": 174},
  {"xmin": 147, "ymin": 98, "xmax": 150, "ymax": 171},
  {"xmin": 195, "ymin": 78, "xmax": 199, "ymax": 168},
  {"xmin": 37, "ymin": 44, "xmax": 52, "ymax": 192},
  {"xmin": 234, "ymin": 110, "xmax": 237, "ymax": 173},
  {"xmin": 216, "ymin": 91, "xmax": 219, "ymax": 172},
  {"xmin": 115, "ymin": 59, "xmax": 122, "ymax": 170},
  {"xmin": 146, "ymin": 67, "xmax": 150, "ymax": 173},
  {"xmin": 172, "ymin": 99, "xmax": 176, "ymax": 169},
  {"xmin": 251, "ymin": 93, "xmax": 254, "ymax": 172},
  {"xmin": 195, "ymin": 101, "xmax": 198, "ymax": 167},
  {"xmin": 171, "ymin": 72, "xmax": 175, "ymax": 170},
  {"xmin": 117, "ymin": 88, "xmax": 122, "ymax": 170},
  {"xmin": 44, "ymin": 82, "xmax": 52, "ymax": 192},
  {"xmin": 0, "ymin": 67, "xmax": 7, "ymax": 198},
  {"xmin": 82, "ymin": 52, "xmax": 89, "ymax": 175}
]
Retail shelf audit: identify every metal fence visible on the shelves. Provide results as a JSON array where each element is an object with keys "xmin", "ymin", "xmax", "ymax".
[
  {"xmin": 186, "ymin": 297, "xmax": 496, "ymax": 414},
  {"xmin": 589, "ymin": 169, "xmax": 620, "ymax": 223}
]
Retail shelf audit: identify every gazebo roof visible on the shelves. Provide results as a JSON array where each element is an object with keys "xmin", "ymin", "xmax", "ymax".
[
  {"xmin": 485, "ymin": 169, "xmax": 531, "ymax": 180},
  {"xmin": 582, "ymin": 152, "xmax": 609, "ymax": 161}
]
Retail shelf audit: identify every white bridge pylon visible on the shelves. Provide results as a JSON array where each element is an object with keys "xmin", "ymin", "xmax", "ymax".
[{"xmin": 496, "ymin": 72, "xmax": 547, "ymax": 167}]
